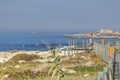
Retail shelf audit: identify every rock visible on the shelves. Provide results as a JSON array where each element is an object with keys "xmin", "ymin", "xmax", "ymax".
[
  {"xmin": 18, "ymin": 60, "xmax": 26, "ymax": 64},
  {"xmin": 61, "ymin": 68, "xmax": 76, "ymax": 74},
  {"xmin": 9, "ymin": 50, "xmax": 19, "ymax": 53},
  {"xmin": 4, "ymin": 55, "xmax": 8, "ymax": 58},
  {"xmin": 14, "ymin": 65, "xmax": 20, "ymax": 69},
  {"xmin": 32, "ymin": 67, "xmax": 42, "ymax": 73},
  {"xmin": 38, "ymin": 59, "xmax": 48, "ymax": 63},
  {"xmin": 1, "ymin": 68, "xmax": 6, "ymax": 70},
  {"xmin": 81, "ymin": 56, "xmax": 90, "ymax": 60},
  {"xmin": 3, "ymin": 74, "xmax": 9, "ymax": 78},
  {"xmin": 49, "ymin": 59, "xmax": 54, "ymax": 62},
  {"xmin": 84, "ymin": 62, "xmax": 94, "ymax": 67},
  {"xmin": 0, "ymin": 59, "xmax": 5, "ymax": 63},
  {"xmin": 32, "ymin": 59, "xmax": 41, "ymax": 63},
  {"xmin": 84, "ymin": 74, "xmax": 89, "ymax": 77},
  {"xmin": 33, "ymin": 59, "xmax": 54, "ymax": 63},
  {"xmin": 36, "ymin": 50, "xmax": 40, "ymax": 54}
]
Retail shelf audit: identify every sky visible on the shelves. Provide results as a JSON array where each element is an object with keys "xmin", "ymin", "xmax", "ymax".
[{"xmin": 0, "ymin": 0, "xmax": 120, "ymax": 33}]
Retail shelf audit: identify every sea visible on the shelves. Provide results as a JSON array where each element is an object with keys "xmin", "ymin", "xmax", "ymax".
[{"xmin": 0, "ymin": 32, "xmax": 117, "ymax": 51}]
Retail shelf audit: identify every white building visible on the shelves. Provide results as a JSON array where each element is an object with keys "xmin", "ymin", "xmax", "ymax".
[{"xmin": 100, "ymin": 29, "xmax": 113, "ymax": 34}]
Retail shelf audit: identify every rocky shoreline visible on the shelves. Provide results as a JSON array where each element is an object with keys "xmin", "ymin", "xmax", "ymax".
[{"xmin": 64, "ymin": 29, "xmax": 120, "ymax": 38}]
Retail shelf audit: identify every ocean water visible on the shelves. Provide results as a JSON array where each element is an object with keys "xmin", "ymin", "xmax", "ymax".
[{"xmin": 0, "ymin": 32, "xmax": 117, "ymax": 51}]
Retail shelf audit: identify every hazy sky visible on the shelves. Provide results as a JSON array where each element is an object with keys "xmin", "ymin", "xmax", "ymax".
[{"xmin": 0, "ymin": 0, "xmax": 120, "ymax": 33}]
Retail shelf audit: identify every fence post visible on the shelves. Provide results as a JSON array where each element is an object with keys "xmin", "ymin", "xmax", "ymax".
[
  {"xmin": 97, "ymin": 72, "xmax": 103, "ymax": 80},
  {"xmin": 103, "ymin": 67, "xmax": 108, "ymax": 80},
  {"xmin": 113, "ymin": 50, "xmax": 116, "ymax": 80},
  {"xmin": 83, "ymin": 40, "xmax": 85, "ymax": 51}
]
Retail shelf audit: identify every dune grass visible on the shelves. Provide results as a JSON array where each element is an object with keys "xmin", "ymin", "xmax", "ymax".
[{"xmin": 0, "ymin": 51, "xmax": 106, "ymax": 80}]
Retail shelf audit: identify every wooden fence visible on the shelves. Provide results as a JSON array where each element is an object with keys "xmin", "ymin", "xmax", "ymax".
[
  {"xmin": 93, "ymin": 42, "xmax": 115, "ymax": 80},
  {"xmin": 93, "ymin": 42, "xmax": 112, "ymax": 63},
  {"xmin": 65, "ymin": 40, "xmax": 119, "ymax": 80},
  {"xmin": 116, "ymin": 39, "xmax": 120, "ymax": 50}
]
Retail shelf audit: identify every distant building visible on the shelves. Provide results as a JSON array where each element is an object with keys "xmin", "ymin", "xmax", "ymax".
[
  {"xmin": 64, "ymin": 29, "xmax": 120, "ymax": 38},
  {"xmin": 114, "ymin": 31, "xmax": 120, "ymax": 35},
  {"xmin": 100, "ymin": 29, "xmax": 113, "ymax": 34}
]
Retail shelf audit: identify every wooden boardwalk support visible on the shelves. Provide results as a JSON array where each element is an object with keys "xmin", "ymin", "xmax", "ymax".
[{"xmin": 65, "ymin": 39, "xmax": 93, "ymax": 57}]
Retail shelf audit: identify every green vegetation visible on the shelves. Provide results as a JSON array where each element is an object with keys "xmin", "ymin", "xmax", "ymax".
[
  {"xmin": 48, "ymin": 50, "xmax": 65, "ymax": 80},
  {"xmin": 4, "ymin": 70, "xmax": 48, "ymax": 80},
  {"xmin": 0, "ymin": 54, "xmax": 46, "ymax": 79},
  {"xmin": 116, "ymin": 49, "xmax": 120, "ymax": 54},
  {"xmin": 73, "ymin": 66, "xmax": 104, "ymax": 73},
  {"xmin": 9, "ymin": 54, "xmax": 43, "ymax": 63},
  {"xmin": 0, "ymin": 51, "xmax": 107, "ymax": 80}
]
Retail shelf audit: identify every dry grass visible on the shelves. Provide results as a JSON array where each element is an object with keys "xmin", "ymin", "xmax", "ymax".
[{"xmin": 0, "ymin": 51, "xmax": 106, "ymax": 80}]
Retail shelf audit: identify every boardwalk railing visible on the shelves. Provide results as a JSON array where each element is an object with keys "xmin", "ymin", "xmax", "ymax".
[
  {"xmin": 93, "ymin": 42, "xmax": 115, "ymax": 80},
  {"xmin": 93, "ymin": 42, "xmax": 112, "ymax": 63}
]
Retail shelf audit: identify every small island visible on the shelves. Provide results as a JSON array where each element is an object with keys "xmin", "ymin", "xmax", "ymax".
[{"xmin": 64, "ymin": 29, "xmax": 120, "ymax": 38}]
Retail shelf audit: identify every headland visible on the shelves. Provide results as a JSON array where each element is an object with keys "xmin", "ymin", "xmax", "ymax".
[{"xmin": 64, "ymin": 29, "xmax": 120, "ymax": 38}]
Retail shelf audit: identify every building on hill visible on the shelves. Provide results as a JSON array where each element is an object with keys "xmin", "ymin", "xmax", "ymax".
[{"xmin": 99, "ymin": 29, "xmax": 113, "ymax": 34}]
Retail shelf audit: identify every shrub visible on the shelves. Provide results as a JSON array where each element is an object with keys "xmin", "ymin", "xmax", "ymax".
[
  {"xmin": 4, "ymin": 70, "xmax": 48, "ymax": 80},
  {"xmin": 8, "ymin": 54, "xmax": 41, "ymax": 63},
  {"xmin": 73, "ymin": 66, "xmax": 104, "ymax": 73}
]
